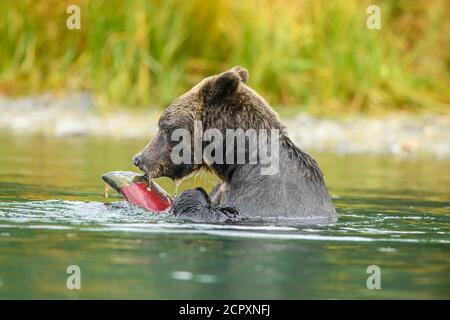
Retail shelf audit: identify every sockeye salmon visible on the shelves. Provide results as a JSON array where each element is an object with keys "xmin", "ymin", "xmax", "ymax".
[{"xmin": 102, "ymin": 171, "xmax": 172, "ymax": 212}]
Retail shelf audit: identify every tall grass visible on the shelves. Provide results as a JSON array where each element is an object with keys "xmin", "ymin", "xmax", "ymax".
[{"xmin": 0, "ymin": 0, "xmax": 449, "ymax": 114}]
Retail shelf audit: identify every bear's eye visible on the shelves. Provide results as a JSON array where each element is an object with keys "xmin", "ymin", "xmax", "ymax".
[
  {"xmin": 160, "ymin": 125, "xmax": 173, "ymax": 141},
  {"xmin": 159, "ymin": 125, "xmax": 169, "ymax": 134}
]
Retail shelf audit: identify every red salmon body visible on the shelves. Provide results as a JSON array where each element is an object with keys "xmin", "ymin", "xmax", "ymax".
[
  {"xmin": 102, "ymin": 171, "xmax": 172, "ymax": 212},
  {"xmin": 120, "ymin": 182, "xmax": 172, "ymax": 212}
]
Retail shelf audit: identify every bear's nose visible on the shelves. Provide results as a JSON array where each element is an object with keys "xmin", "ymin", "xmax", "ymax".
[{"xmin": 132, "ymin": 155, "xmax": 141, "ymax": 167}]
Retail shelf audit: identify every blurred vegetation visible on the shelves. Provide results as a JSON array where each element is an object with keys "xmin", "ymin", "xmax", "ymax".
[{"xmin": 0, "ymin": 0, "xmax": 449, "ymax": 114}]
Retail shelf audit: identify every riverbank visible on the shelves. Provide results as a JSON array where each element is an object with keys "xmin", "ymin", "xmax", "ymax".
[{"xmin": 1, "ymin": 93, "xmax": 449, "ymax": 158}]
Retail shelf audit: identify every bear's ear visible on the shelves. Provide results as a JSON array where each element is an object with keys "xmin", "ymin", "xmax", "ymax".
[
  {"xmin": 215, "ymin": 71, "xmax": 240, "ymax": 97},
  {"xmin": 230, "ymin": 66, "xmax": 248, "ymax": 83},
  {"xmin": 201, "ymin": 66, "xmax": 248, "ymax": 105}
]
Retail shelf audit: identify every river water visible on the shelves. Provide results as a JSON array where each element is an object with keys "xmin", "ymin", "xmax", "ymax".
[{"xmin": 0, "ymin": 133, "xmax": 448, "ymax": 299}]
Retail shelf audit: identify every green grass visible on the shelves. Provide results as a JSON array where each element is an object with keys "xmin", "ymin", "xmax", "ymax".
[{"xmin": 0, "ymin": 0, "xmax": 449, "ymax": 114}]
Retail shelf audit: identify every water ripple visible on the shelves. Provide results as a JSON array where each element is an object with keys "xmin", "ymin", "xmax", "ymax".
[{"xmin": 0, "ymin": 199, "xmax": 449, "ymax": 244}]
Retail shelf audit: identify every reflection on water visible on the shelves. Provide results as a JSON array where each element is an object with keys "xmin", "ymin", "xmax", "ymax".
[{"xmin": 0, "ymin": 133, "xmax": 449, "ymax": 299}]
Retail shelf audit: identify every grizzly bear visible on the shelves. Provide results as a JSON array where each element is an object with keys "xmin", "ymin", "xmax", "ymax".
[{"xmin": 132, "ymin": 66, "xmax": 337, "ymax": 223}]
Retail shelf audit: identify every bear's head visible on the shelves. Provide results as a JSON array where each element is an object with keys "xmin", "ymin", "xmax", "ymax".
[{"xmin": 132, "ymin": 66, "xmax": 283, "ymax": 181}]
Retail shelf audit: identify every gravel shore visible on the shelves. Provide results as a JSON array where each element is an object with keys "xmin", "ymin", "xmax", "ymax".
[{"xmin": 1, "ymin": 93, "xmax": 449, "ymax": 158}]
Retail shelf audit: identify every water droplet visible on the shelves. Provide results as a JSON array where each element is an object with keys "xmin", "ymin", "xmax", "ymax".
[
  {"xmin": 174, "ymin": 176, "xmax": 187, "ymax": 196},
  {"xmin": 174, "ymin": 180, "xmax": 181, "ymax": 196},
  {"xmin": 104, "ymin": 183, "xmax": 109, "ymax": 198}
]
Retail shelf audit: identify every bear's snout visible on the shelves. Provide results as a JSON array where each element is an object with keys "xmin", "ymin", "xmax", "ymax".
[
  {"xmin": 132, "ymin": 150, "xmax": 160, "ymax": 177},
  {"xmin": 132, "ymin": 154, "xmax": 141, "ymax": 167}
]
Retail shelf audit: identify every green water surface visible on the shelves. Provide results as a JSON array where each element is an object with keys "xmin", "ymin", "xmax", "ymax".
[{"xmin": 0, "ymin": 133, "xmax": 449, "ymax": 299}]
